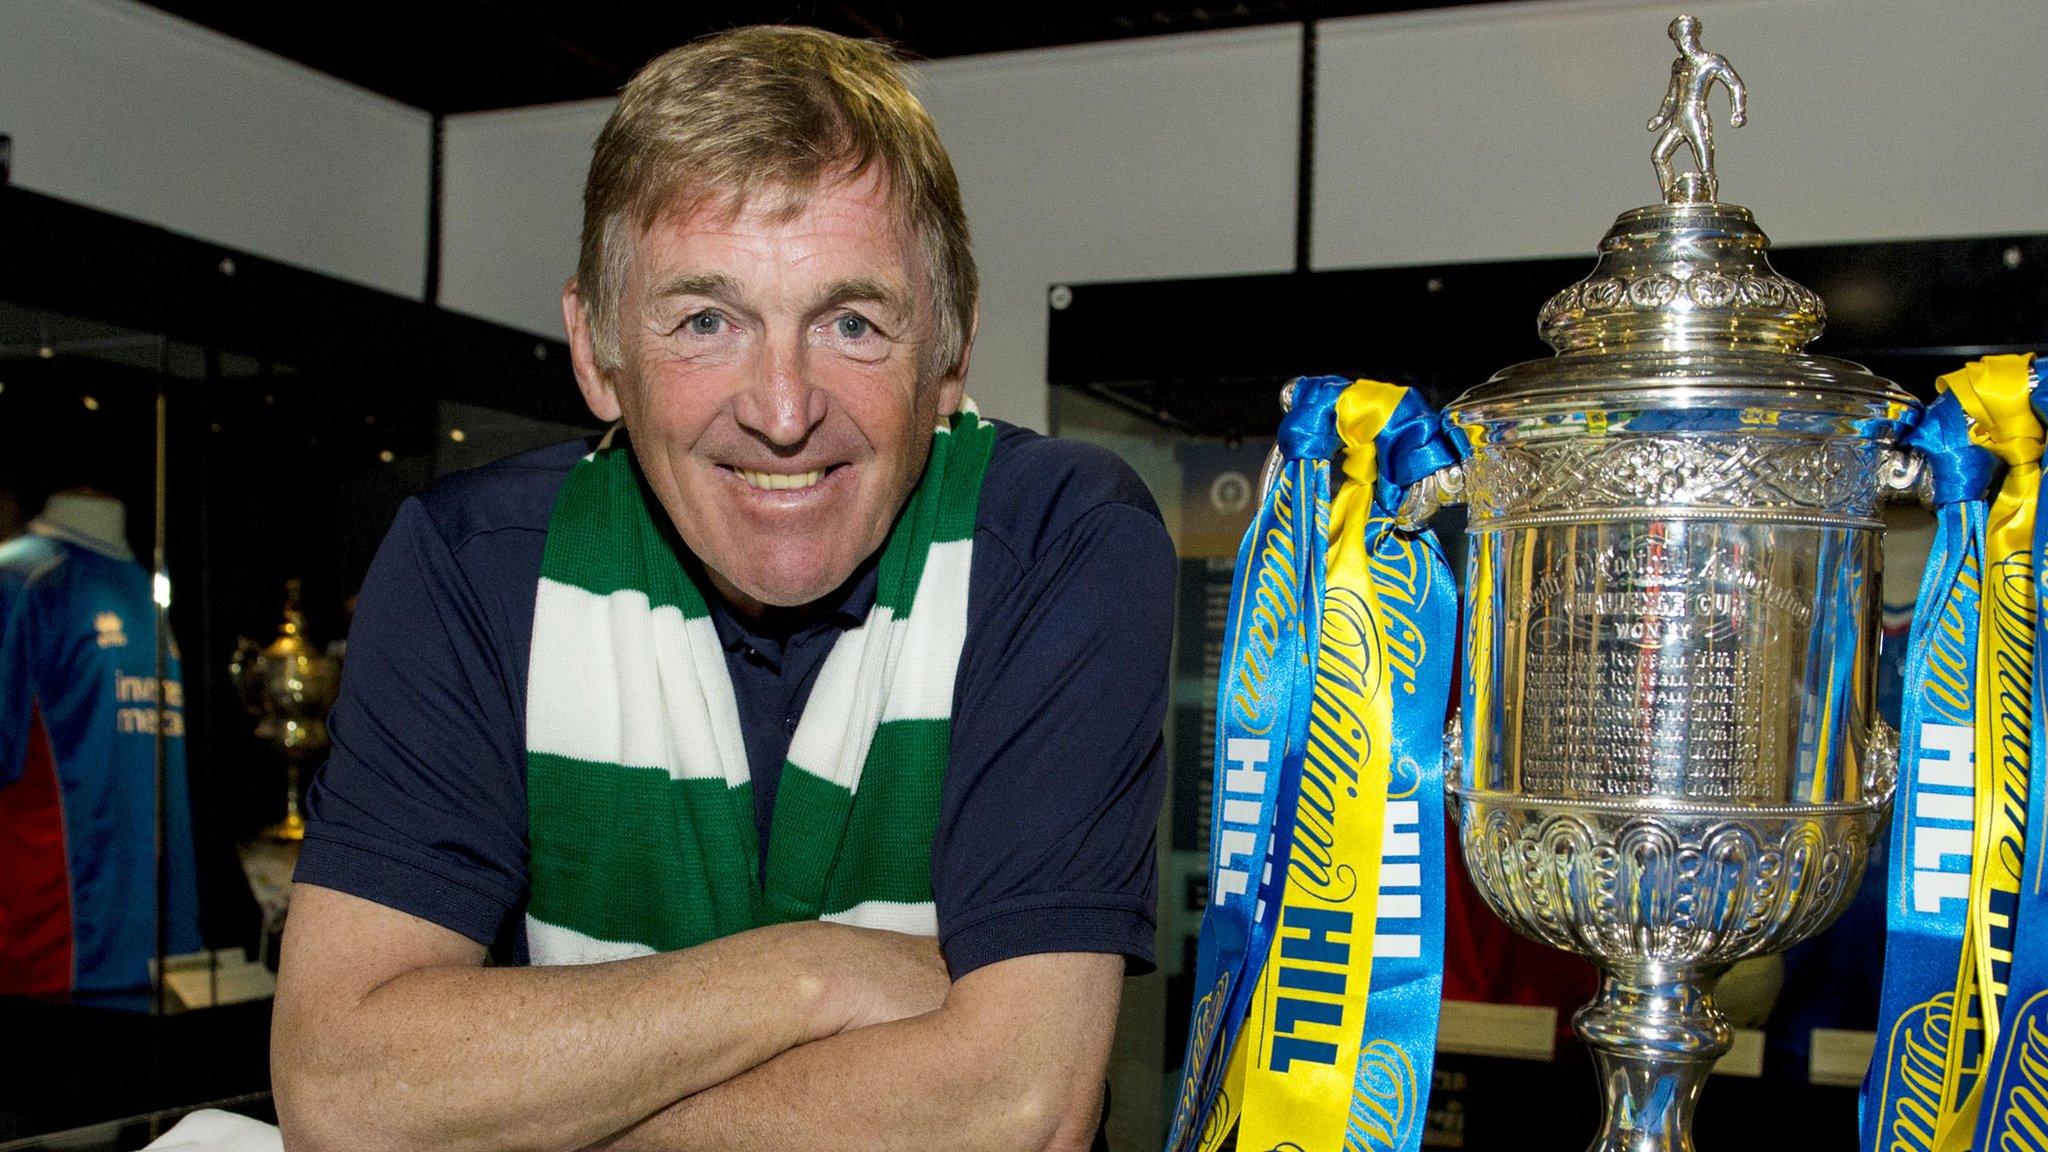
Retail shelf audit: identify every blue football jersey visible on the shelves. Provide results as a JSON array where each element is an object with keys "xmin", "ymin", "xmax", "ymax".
[{"xmin": 0, "ymin": 530, "xmax": 200, "ymax": 1007}]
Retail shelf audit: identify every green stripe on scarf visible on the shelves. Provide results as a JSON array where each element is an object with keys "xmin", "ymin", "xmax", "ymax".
[
  {"xmin": 525, "ymin": 407, "xmax": 994, "ymax": 962},
  {"xmin": 539, "ymin": 449, "xmax": 711, "ymax": 615}
]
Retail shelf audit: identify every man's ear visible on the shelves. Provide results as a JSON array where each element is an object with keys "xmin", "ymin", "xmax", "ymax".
[
  {"xmin": 562, "ymin": 278, "xmax": 622, "ymax": 423},
  {"xmin": 936, "ymin": 301, "xmax": 978, "ymax": 416}
]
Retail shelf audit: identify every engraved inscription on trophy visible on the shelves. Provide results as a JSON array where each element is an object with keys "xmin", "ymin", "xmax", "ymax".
[{"xmin": 1508, "ymin": 534, "xmax": 1802, "ymax": 800}]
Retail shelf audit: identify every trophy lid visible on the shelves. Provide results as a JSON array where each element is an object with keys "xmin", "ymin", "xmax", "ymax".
[
  {"xmin": 1537, "ymin": 201, "xmax": 1823, "ymax": 356},
  {"xmin": 260, "ymin": 578, "xmax": 312, "ymax": 660},
  {"xmin": 1458, "ymin": 14, "xmax": 1909, "ymax": 409}
]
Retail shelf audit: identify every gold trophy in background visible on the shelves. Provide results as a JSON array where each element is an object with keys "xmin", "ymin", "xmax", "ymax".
[{"xmin": 230, "ymin": 579, "xmax": 341, "ymax": 842}]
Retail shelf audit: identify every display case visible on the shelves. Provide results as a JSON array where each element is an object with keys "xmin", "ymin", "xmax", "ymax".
[{"xmin": 0, "ymin": 185, "xmax": 594, "ymax": 1147}]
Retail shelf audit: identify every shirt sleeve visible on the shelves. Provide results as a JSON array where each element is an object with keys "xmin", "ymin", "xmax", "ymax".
[
  {"xmin": 934, "ymin": 500, "xmax": 1175, "ymax": 979},
  {"xmin": 293, "ymin": 498, "xmax": 531, "ymax": 948}
]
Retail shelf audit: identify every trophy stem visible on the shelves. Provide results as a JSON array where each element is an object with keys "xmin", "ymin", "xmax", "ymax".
[
  {"xmin": 1573, "ymin": 963, "xmax": 1732, "ymax": 1152},
  {"xmin": 265, "ymin": 759, "xmax": 307, "ymax": 842}
]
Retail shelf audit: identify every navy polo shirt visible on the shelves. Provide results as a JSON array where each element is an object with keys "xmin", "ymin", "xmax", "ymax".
[{"xmin": 295, "ymin": 420, "xmax": 1173, "ymax": 979}]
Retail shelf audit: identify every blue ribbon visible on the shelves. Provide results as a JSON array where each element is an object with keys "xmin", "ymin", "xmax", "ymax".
[
  {"xmin": 1165, "ymin": 379, "xmax": 1337, "ymax": 1151},
  {"xmin": 1972, "ymin": 357, "xmax": 2048, "ymax": 1151},
  {"xmin": 1166, "ymin": 377, "xmax": 1461, "ymax": 1152},
  {"xmin": 1375, "ymin": 388, "xmax": 1462, "ymax": 484},
  {"xmin": 1918, "ymin": 395, "xmax": 2001, "ymax": 506},
  {"xmin": 1861, "ymin": 393, "xmax": 1991, "ymax": 1149},
  {"xmin": 1279, "ymin": 381, "xmax": 1346, "ymax": 460}
]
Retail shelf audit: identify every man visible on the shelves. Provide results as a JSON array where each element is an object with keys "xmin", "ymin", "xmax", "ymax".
[{"xmin": 272, "ymin": 25, "xmax": 1173, "ymax": 1152}]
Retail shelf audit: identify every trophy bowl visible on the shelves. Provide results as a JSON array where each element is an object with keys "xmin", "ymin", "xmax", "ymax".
[
  {"xmin": 1429, "ymin": 18, "xmax": 1918, "ymax": 1150},
  {"xmin": 1446, "ymin": 211, "xmax": 1913, "ymax": 1151}
]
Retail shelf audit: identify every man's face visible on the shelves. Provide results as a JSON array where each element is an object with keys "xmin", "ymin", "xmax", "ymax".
[{"xmin": 567, "ymin": 167, "xmax": 965, "ymax": 616}]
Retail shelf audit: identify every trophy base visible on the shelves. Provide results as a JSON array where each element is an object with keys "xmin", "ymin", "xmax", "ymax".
[
  {"xmin": 1575, "ymin": 965, "xmax": 1732, "ymax": 1152},
  {"xmin": 1450, "ymin": 782, "xmax": 1889, "ymax": 1151},
  {"xmin": 262, "ymin": 812, "xmax": 306, "ymax": 842}
]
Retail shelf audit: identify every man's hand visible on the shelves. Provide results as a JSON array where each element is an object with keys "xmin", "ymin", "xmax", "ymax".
[
  {"xmin": 831, "ymin": 930, "xmax": 949, "ymax": 1033},
  {"xmin": 273, "ymin": 885, "xmax": 951, "ymax": 1152}
]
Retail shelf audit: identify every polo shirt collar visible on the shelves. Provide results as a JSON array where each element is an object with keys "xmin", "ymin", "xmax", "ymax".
[{"xmin": 699, "ymin": 551, "xmax": 879, "ymax": 669}]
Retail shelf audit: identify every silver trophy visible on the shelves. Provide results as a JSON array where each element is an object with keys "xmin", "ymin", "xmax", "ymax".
[{"xmin": 1404, "ymin": 16, "xmax": 1917, "ymax": 1151}]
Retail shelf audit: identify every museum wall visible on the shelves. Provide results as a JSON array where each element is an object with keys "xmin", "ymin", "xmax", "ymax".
[
  {"xmin": 910, "ymin": 27, "xmax": 1305, "ymax": 431},
  {"xmin": 436, "ymin": 100, "xmax": 601, "ymax": 348},
  {"xmin": 438, "ymin": 0, "xmax": 2048, "ymax": 431},
  {"xmin": 436, "ymin": 25, "xmax": 1305, "ymax": 431},
  {"xmin": 1313, "ymin": 0, "xmax": 2048, "ymax": 268},
  {"xmin": 12, "ymin": 0, "xmax": 2041, "ymax": 432},
  {"xmin": 0, "ymin": 0, "xmax": 433, "ymax": 299}
]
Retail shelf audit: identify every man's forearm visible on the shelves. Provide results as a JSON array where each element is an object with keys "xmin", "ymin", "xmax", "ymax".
[
  {"xmin": 595, "ymin": 952, "xmax": 1121, "ymax": 1152},
  {"xmin": 276, "ymin": 910, "xmax": 902, "ymax": 1152},
  {"xmin": 312, "ymin": 942, "xmax": 819, "ymax": 1150}
]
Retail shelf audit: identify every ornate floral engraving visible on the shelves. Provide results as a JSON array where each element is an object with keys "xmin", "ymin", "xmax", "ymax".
[
  {"xmin": 1456, "ymin": 799, "xmax": 1877, "ymax": 965},
  {"xmin": 1686, "ymin": 271, "xmax": 1737, "ymax": 308},
  {"xmin": 1465, "ymin": 434, "xmax": 1880, "ymax": 521},
  {"xmin": 1628, "ymin": 274, "xmax": 1681, "ymax": 308},
  {"xmin": 1864, "ymin": 719, "xmax": 1900, "ymax": 800},
  {"xmin": 1537, "ymin": 269, "xmax": 1824, "ymax": 330}
]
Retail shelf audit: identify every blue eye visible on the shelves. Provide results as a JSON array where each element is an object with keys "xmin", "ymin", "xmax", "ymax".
[
  {"xmin": 834, "ymin": 314, "xmax": 872, "ymax": 340},
  {"xmin": 685, "ymin": 311, "xmax": 725, "ymax": 335}
]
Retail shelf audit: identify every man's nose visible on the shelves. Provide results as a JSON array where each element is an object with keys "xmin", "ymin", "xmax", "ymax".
[{"xmin": 731, "ymin": 338, "xmax": 827, "ymax": 448}]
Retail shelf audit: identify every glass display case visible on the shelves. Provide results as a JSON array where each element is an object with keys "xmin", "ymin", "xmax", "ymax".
[{"xmin": 0, "ymin": 185, "xmax": 593, "ymax": 1148}]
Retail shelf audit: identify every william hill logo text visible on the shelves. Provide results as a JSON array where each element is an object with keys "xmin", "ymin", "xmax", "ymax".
[
  {"xmin": 1262, "ymin": 801, "xmax": 1427, "ymax": 1073},
  {"xmin": 1268, "ymin": 905, "xmax": 1352, "ymax": 1072},
  {"xmin": 1910, "ymin": 723, "xmax": 1973, "ymax": 915},
  {"xmin": 1215, "ymin": 737, "xmax": 1271, "ymax": 913}
]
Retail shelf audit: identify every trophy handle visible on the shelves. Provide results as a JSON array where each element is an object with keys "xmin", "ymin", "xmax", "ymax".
[
  {"xmin": 1879, "ymin": 445, "xmax": 1932, "ymax": 506},
  {"xmin": 1393, "ymin": 463, "xmax": 1466, "ymax": 531},
  {"xmin": 1864, "ymin": 717, "xmax": 1900, "ymax": 808},
  {"xmin": 227, "ymin": 635, "xmax": 263, "ymax": 713},
  {"xmin": 1250, "ymin": 381, "xmax": 1297, "ymax": 507},
  {"xmin": 1441, "ymin": 713, "xmax": 1467, "ymax": 826}
]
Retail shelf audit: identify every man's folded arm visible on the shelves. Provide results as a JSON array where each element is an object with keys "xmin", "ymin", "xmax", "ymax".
[
  {"xmin": 271, "ymin": 884, "xmax": 950, "ymax": 1152},
  {"xmin": 593, "ymin": 948, "xmax": 1124, "ymax": 1152}
]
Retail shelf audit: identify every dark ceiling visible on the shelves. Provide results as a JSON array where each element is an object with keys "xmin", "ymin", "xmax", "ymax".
[{"xmin": 141, "ymin": 1, "xmax": 1502, "ymax": 115}]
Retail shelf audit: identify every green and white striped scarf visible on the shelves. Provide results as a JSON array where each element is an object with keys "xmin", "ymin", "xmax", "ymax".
[{"xmin": 523, "ymin": 407, "xmax": 995, "ymax": 965}]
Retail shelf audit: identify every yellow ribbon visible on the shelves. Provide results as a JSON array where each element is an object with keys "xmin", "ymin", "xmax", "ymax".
[
  {"xmin": 1934, "ymin": 353, "xmax": 2039, "ymax": 1150},
  {"xmin": 1235, "ymin": 381, "xmax": 1411, "ymax": 1152}
]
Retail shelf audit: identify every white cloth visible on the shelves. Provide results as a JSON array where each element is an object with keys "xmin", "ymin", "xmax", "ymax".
[
  {"xmin": 30, "ymin": 491, "xmax": 132, "ymax": 560},
  {"xmin": 139, "ymin": 1109, "xmax": 283, "ymax": 1152}
]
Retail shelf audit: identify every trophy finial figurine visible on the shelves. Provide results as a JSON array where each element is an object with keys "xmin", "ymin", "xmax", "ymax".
[{"xmin": 1649, "ymin": 14, "xmax": 1748, "ymax": 203}]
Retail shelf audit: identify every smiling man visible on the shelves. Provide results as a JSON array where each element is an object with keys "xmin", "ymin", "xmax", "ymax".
[{"xmin": 269, "ymin": 25, "xmax": 1173, "ymax": 1152}]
